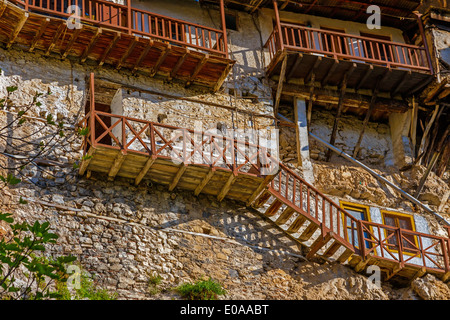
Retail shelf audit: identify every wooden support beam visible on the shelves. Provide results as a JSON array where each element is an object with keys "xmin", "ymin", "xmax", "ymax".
[
  {"xmin": 168, "ymin": 163, "xmax": 188, "ymax": 191},
  {"xmin": 354, "ymin": 257, "xmax": 371, "ymax": 272},
  {"xmin": 213, "ymin": 63, "xmax": 234, "ymax": 92},
  {"xmin": 298, "ymin": 223, "xmax": 319, "ymax": 241},
  {"xmin": 265, "ymin": 199, "xmax": 282, "ymax": 217},
  {"xmin": 352, "ymin": 76, "xmax": 381, "ymax": 158},
  {"xmin": 116, "ymin": 36, "xmax": 139, "ymax": 70},
  {"xmin": 336, "ymin": 248, "xmax": 354, "ymax": 263},
  {"xmin": 286, "ymin": 215, "xmax": 307, "ymax": 233},
  {"xmin": 286, "ymin": 53, "xmax": 303, "ymax": 81},
  {"xmin": 61, "ymin": 27, "xmax": 82, "ymax": 59},
  {"xmin": 99, "ymin": 32, "xmax": 121, "ymax": 66},
  {"xmin": 306, "ymin": 232, "xmax": 332, "ymax": 259},
  {"xmin": 321, "ymin": 59, "xmax": 339, "ymax": 87},
  {"xmin": 135, "ymin": 156, "xmax": 156, "ymax": 185},
  {"xmin": 150, "ymin": 45, "xmax": 170, "ymax": 77},
  {"xmin": 410, "ymin": 267, "xmax": 426, "ymax": 282},
  {"xmin": 7, "ymin": 12, "xmax": 28, "ymax": 49},
  {"xmin": 356, "ymin": 64, "xmax": 374, "ymax": 91},
  {"xmin": 132, "ymin": 40, "xmax": 153, "ymax": 74},
  {"xmin": 194, "ymin": 168, "xmax": 215, "ymax": 196},
  {"xmin": 252, "ymin": 190, "xmax": 271, "ymax": 208},
  {"xmin": 391, "ymin": 70, "xmax": 411, "ymax": 97},
  {"xmin": 217, "ymin": 173, "xmax": 237, "ymax": 202},
  {"xmin": 442, "ymin": 271, "xmax": 450, "ymax": 283},
  {"xmin": 45, "ymin": 23, "xmax": 66, "ymax": 56},
  {"xmin": 304, "ymin": 56, "xmax": 322, "ymax": 84},
  {"xmin": 81, "ymin": 28, "xmax": 103, "ymax": 62},
  {"xmin": 246, "ymin": 174, "xmax": 277, "ymax": 206},
  {"xmin": 417, "ymin": 105, "xmax": 440, "ymax": 162},
  {"xmin": 385, "ymin": 264, "xmax": 403, "ymax": 281},
  {"xmin": 168, "ymin": 50, "xmax": 189, "ymax": 81},
  {"xmin": 78, "ymin": 148, "xmax": 95, "ymax": 175},
  {"xmin": 274, "ymin": 54, "xmax": 288, "ymax": 115},
  {"xmin": 29, "ymin": 18, "xmax": 50, "ymax": 52},
  {"xmin": 107, "ymin": 150, "xmax": 126, "ymax": 181},
  {"xmin": 186, "ymin": 54, "xmax": 208, "ymax": 87},
  {"xmin": 275, "ymin": 206, "xmax": 295, "ymax": 225}
]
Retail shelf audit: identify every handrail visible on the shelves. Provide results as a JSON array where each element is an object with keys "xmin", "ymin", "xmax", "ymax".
[
  {"xmin": 10, "ymin": 0, "xmax": 227, "ymax": 57},
  {"xmin": 265, "ymin": 23, "xmax": 432, "ymax": 73}
]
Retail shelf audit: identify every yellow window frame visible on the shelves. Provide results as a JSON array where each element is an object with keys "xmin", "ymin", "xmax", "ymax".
[
  {"xmin": 381, "ymin": 210, "xmax": 420, "ymax": 257},
  {"xmin": 339, "ymin": 201, "xmax": 372, "ymax": 250}
]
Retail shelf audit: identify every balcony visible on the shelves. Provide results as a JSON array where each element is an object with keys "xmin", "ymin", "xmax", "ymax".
[
  {"xmin": 0, "ymin": 0, "xmax": 234, "ymax": 90},
  {"xmin": 265, "ymin": 22, "xmax": 434, "ymax": 98},
  {"xmin": 78, "ymin": 74, "xmax": 279, "ymax": 203}
]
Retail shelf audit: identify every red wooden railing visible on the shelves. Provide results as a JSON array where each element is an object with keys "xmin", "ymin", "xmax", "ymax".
[
  {"xmin": 11, "ymin": 0, "xmax": 227, "ymax": 57},
  {"xmin": 265, "ymin": 23, "xmax": 432, "ymax": 73},
  {"xmin": 79, "ymin": 73, "xmax": 449, "ymax": 277}
]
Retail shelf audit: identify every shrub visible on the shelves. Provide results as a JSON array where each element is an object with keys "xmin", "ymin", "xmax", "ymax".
[{"xmin": 176, "ymin": 278, "xmax": 226, "ymax": 300}]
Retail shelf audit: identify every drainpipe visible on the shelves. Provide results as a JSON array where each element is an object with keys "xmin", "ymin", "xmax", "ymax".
[
  {"xmin": 309, "ymin": 132, "xmax": 450, "ymax": 227},
  {"xmin": 414, "ymin": 11, "xmax": 435, "ymax": 75}
]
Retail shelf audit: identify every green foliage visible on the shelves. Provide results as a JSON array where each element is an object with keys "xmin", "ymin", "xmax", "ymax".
[
  {"xmin": 0, "ymin": 174, "xmax": 21, "ymax": 186},
  {"xmin": 147, "ymin": 273, "xmax": 162, "ymax": 296},
  {"xmin": 175, "ymin": 278, "xmax": 226, "ymax": 300},
  {"xmin": 0, "ymin": 213, "xmax": 76, "ymax": 300},
  {"xmin": 56, "ymin": 267, "xmax": 117, "ymax": 300}
]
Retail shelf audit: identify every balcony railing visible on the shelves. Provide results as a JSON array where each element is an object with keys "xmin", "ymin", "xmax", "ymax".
[
  {"xmin": 265, "ymin": 22, "xmax": 432, "ymax": 73},
  {"xmin": 12, "ymin": 0, "xmax": 227, "ymax": 57}
]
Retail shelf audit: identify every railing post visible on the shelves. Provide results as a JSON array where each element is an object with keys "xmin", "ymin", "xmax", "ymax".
[
  {"xmin": 219, "ymin": 0, "xmax": 228, "ymax": 58},
  {"xmin": 127, "ymin": 0, "xmax": 132, "ymax": 34},
  {"xmin": 357, "ymin": 220, "xmax": 366, "ymax": 257},
  {"xmin": 413, "ymin": 11, "xmax": 434, "ymax": 75},
  {"xmin": 272, "ymin": 0, "xmax": 283, "ymax": 51},
  {"xmin": 89, "ymin": 73, "xmax": 96, "ymax": 147},
  {"xmin": 397, "ymin": 228, "xmax": 404, "ymax": 266}
]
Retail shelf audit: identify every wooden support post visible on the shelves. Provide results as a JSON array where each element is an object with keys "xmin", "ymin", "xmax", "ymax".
[
  {"xmin": 7, "ymin": 12, "xmax": 28, "ymax": 49},
  {"xmin": 391, "ymin": 70, "xmax": 411, "ymax": 97},
  {"xmin": 352, "ymin": 77, "xmax": 381, "ymax": 158},
  {"xmin": 410, "ymin": 267, "xmax": 426, "ymax": 282},
  {"xmin": 213, "ymin": 63, "xmax": 234, "ymax": 92},
  {"xmin": 410, "ymin": 96, "xmax": 418, "ymax": 158},
  {"xmin": 99, "ymin": 32, "xmax": 121, "ymax": 66},
  {"xmin": 355, "ymin": 64, "xmax": 373, "ymax": 91},
  {"xmin": 385, "ymin": 264, "xmax": 403, "ymax": 281},
  {"xmin": 194, "ymin": 168, "xmax": 215, "ymax": 196},
  {"xmin": 135, "ymin": 156, "xmax": 156, "ymax": 185},
  {"xmin": 168, "ymin": 163, "xmax": 188, "ymax": 191},
  {"xmin": 45, "ymin": 23, "xmax": 66, "ymax": 56},
  {"xmin": 417, "ymin": 104, "xmax": 439, "ymax": 163},
  {"xmin": 325, "ymin": 66, "xmax": 353, "ymax": 161},
  {"xmin": 116, "ymin": 36, "xmax": 139, "ymax": 70},
  {"xmin": 108, "ymin": 150, "xmax": 126, "ymax": 181},
  {"xmin": 0, "ymin": 0, "xmax": 7, "ymax": 19},
  {"xmin": 217, "ymin": 173, "xmax": 237, "ymax": 202},
  {"xmin": 354, "ymin": 256, "xmax": 371, "ymax": 273},
  {"xmin": 30, "ymin": 18, "xmax": 50, "ymax": 53},
  {"xmin": 273, "ymin": 0, "xmax": 283, "ymax": 51},
  {"xmin": 219, "ymin": 0, "xmax": 228, "ymax": 59},
  {"xmin": 273, "ymin": 54, "xmax": 288, "ymax": 116}
]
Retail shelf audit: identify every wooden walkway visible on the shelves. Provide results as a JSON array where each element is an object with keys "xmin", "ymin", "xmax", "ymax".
[{"xmin": 79, "ymin": 74, "xmax": 450, "ymax": 286}]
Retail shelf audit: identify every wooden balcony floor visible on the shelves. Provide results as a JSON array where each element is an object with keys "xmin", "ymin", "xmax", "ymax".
[
  {"xmin": 0, "ymin": 0, "xmax": 234, "ymax": 90},
  {"xmin": 268, "ymin": 50, "xmax": 434, "ymax": 98},
  {"xmin": 84, "ymin": 145, "xmax": 266, "ymax": 204}
]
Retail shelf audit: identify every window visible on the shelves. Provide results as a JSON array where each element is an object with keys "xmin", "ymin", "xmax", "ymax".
[
  {"xmin": 382, "ymin": 211, "xmax": 418, "ymax": 254},
  {"xmin": 340, "ymin": 202, "xmax": 371, "ymax": 250},
  {"xmin": 225, "ymin": 13, "xmax": 238, "ymax": 31}
]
